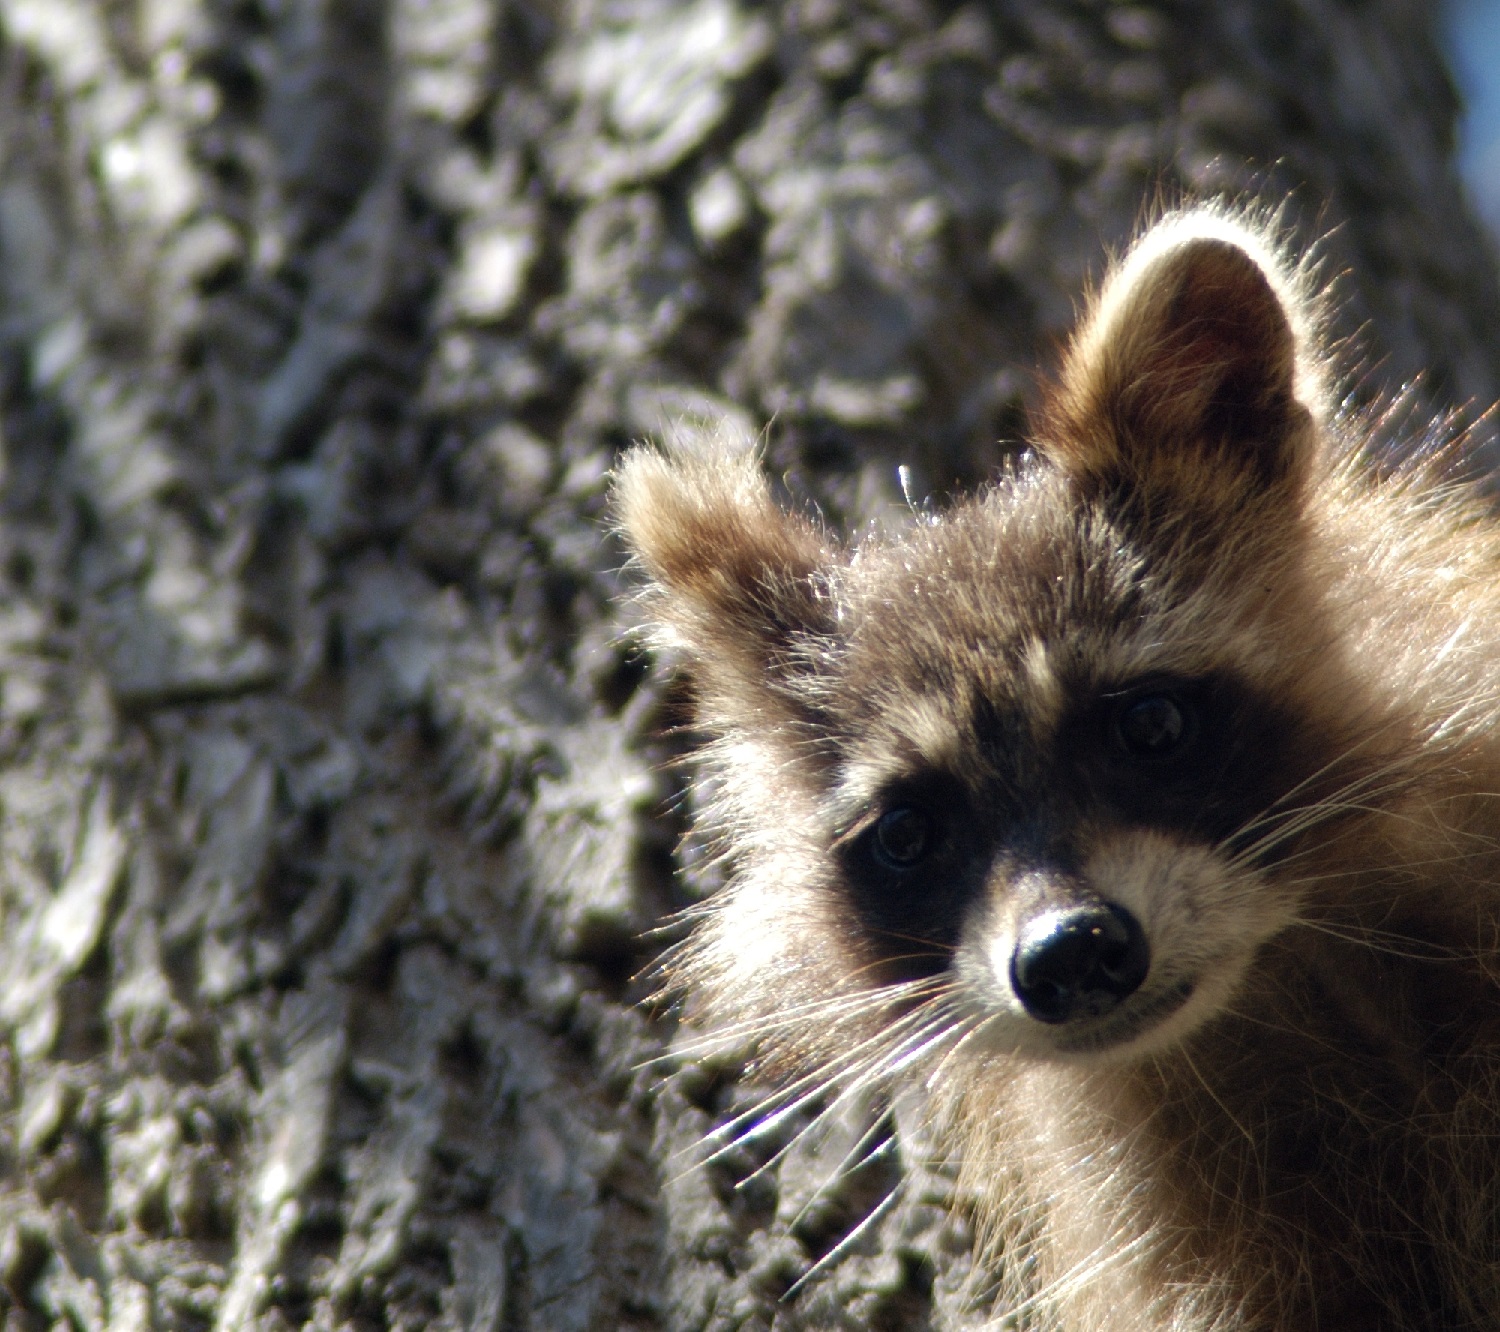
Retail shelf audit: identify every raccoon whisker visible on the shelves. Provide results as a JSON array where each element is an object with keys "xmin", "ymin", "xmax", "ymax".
[
  {"xmin": 693, "ymin": 1081, "xmax": 854, "ymax": 1181},
  {"xmin": 1281, "ymin": 915, "xmax": 1478, "ymax": 963},
  {"xmin": 656, "ymin": 972, "xmax": 951, "ymax": 1060},
  {"xmin": 663, "ymin": 1018, "xmax": 922, "ymax": 1112},
  {"xmin": 1242, "ymin": 728, "xmax": 1398, "ymax": 817},
  {"xmin": 720, "ymin": 1004, "xmax": 963, "ymax": 1189},
  {"xmin": 1224, "ymin": 788, "xmax": 1389, "ymax": 865},
  {"xmin": 1222, "ymin": 812, "xmax": 1357, "ymax": 874},
  {"xmin": 661, "ymin": 1047, "xmax": 899, "ymax": 1190},
  {"xmin": 865, "ymin": 927, "xmax": 957, "ymax": 958},
  {"xmin": 657, "ymin": 966, "xmax": 948, "ymax": 1074},
  {"xmin": 782, "ymin": 1171, "xmax": 907, "ymax": 1300},
  {"xmin": 1295, "ymin": 904, "xmax": 1463, "ymax": 945},
  {"xmin": 760, "ymin": 1009, "xmax": 969, "ymax": 1223},
  {"xmin": 697, "ymin": 994, "xmax": 957, "ymax": 1154},
  {"xmin": 778, "ymin": 1102, "xmax": 900, "ymax": 1237},
  {"xmin": 918, "ymin": 1010, "xmax": 989, "ymax": 1093},
  {"xmin": 1229, "ymin": 751, "xmax": 1425, "ymax": 847},
  {"xmin": 860, "ymin": 946, "xmax": 959, "ymax": 974},
  {"xmin": 655, "ymin": 1002, "xmax": 955, "ymax": 1172},
  {"xmin": 1269, "ymin": 838, "xmax": 1500, "ymax": 885},
  {"xmin": 1226, "ymin": 790, "xmax": 1490, "ymax": 883},
  {"xmin": 877, "ymin": 1005, "xmax": 971, "ymax": 1082},
  {"xmin": 825, "ymin": 997, "xmax": 966, "ymax": 1098},
  {"xmin": 656, "ymin": 993, "xmax": 886, "ymax": 1055},
  {"xmin": 779, "ymin": 1121, "xmax": 902, "ymax": 1233},
  {"xmin": 1223, "ymin": 771, "xmax": 1425, "ymax": 869},
  {"xmin": 1265, "ymin": 743, "xmax": 1425, "ymax": 812}
]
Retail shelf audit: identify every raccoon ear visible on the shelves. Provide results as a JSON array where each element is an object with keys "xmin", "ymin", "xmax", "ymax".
[
  {"xmin": 1044, "ymin": 221, "xmax": 1318, "ymax": 493},
  {"xmin": 613, "ymin": 438, "xmax": 838, "ymax": 697}
]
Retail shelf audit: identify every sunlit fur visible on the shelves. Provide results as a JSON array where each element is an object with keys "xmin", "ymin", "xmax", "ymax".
[{"xmin": 615, "ymin": 201, "xmax": 1500, "ymax": 1330}]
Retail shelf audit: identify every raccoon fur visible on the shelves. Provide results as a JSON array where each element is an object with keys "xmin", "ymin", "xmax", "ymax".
[{"xmin": 614, "ymin": 203, "xmax": 1500, "ymax": 1330}]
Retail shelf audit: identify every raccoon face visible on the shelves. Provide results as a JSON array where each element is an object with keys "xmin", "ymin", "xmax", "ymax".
[
  {"xmin": 827, "ymin": 636, "xmax": 1319, "ymax": 1059},
  {"xmin": 813, "ymin": 469, "xmax": 1343, "ymax": 1060},
  {"xmin": 617, "ymin": 212, "xmax": 1367, "ymax": 1063}
]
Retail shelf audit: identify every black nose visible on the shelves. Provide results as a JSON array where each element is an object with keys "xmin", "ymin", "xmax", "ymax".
[{"xmin": 1010, "ymin": 903, "xmax": 1150, "ymax": 1024}]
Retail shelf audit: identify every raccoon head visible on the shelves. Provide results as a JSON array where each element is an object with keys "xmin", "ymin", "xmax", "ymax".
[{"xmin": 617, "ymin": 210, "xmax": 1379, "ymax": 1066}]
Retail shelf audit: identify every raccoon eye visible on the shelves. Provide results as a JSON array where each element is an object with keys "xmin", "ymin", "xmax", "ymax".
[
  {"xmin": 1114, "ymin": 692, "xmax": 1195, "ymax": 759},
  {"xmin": 872, "ymin": 806, "xmax": 932, "ymax": 869}
]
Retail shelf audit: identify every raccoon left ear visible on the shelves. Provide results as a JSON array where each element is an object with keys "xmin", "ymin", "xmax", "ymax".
[
  {"xmin": 1043, "ymin": 218, "xmax": 1319, "ymax": 494},
  {"xmin": 613, "ymin": 435, "xmax": 839, "ymax": 706}
]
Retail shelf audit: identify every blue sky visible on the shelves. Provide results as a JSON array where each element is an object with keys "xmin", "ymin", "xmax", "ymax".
[{"xmin": 1446, "ymin": 0, "xmax": 1500, "ymax": 234}]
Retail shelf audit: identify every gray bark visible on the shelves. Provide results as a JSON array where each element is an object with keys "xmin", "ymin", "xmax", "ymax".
[{"xmin": 0, "ymin": 1, "xmax": 1494, "ymax": 1329}]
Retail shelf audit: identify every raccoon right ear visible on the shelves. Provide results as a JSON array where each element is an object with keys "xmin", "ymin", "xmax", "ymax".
[
  {"xmin": 1043, "ymin": 212, "xmax": 1324, "ymax": 498},
  {"xmin": 613, "ymin": 438, "xmax": 839, "ymax": 699}
]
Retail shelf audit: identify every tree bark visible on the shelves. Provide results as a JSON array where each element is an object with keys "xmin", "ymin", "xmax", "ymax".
[{"xmin": 0, "ymin": 1, "xmax": 1494, "ymax": 1329}]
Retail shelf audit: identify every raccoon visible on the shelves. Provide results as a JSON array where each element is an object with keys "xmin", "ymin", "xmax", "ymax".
[{"xmin": 614, "ymin": 204, "xmax": 1500, "ymax": 1330}]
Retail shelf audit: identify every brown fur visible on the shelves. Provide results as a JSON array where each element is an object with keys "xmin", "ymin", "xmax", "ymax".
[{"xmin": 614, "ymin": 202, "xmax": 1500, "ymax": 1329}]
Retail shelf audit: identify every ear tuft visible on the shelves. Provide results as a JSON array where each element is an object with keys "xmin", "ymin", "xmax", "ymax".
[
  {"xmin": 613, "ymin": 431, "xmax": 837, "ymax": 680},
  {"xmin": 1044, "ymin": 210, "xmax": 1325, "ymax": 493}
]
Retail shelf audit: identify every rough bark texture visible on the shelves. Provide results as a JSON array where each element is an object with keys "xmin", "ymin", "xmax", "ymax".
[{"xmin": 0, "ymin": 1, "xmax": 1495, "ymax": 1330}]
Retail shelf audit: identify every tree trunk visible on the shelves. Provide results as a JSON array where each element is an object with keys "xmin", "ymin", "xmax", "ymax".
[{"xmin": 0, "ymin": 1, "xmax": 1494, "ymax": 1329}]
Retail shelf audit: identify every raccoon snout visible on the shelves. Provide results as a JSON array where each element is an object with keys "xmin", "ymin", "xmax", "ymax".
[{"xmin": 1010, "ymin": 904, "xmax": 1150, "ymax": 1024}]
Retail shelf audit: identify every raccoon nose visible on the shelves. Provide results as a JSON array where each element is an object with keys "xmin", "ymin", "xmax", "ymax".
[{"xmin": 1010, "ymin": 904, "xmax": 1150, "ymax": 1024}]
